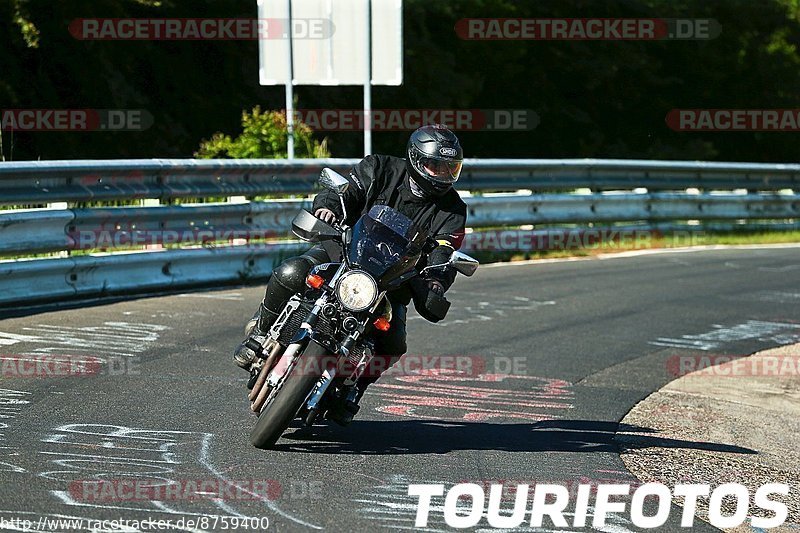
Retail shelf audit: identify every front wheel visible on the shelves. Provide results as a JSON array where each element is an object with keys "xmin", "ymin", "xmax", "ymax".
[{"xmin": 249, "ymin": 340, "xmax": 330, "ymax": 449}]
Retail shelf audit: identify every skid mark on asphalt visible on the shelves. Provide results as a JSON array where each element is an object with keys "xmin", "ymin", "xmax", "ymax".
[
  {"xmin": 373, "ymin": 372, "xmax": 574, "ymax": 422},
  {"xmin": 649, "ymin": 320, "xmax": 800, "ymax": 351},
  {"xmin": 0, "ymin": 322, "xmax": 168, "ymax": 358},
  {"xmin": 32, "ymin": 423, "xmax": 320, "ymax": 531},
  {"xmin": 353, "ymin": 474, "xmax": 638, "ymax": 532}
]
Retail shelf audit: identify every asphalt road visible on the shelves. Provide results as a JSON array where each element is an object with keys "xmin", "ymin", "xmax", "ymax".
[{"xmin": 0, "ymin": 246, "xmax": 799, "ymax": 532}]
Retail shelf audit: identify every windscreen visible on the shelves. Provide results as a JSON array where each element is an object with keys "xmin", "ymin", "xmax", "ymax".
[{"xmin": 347, "ymin": 205, "xmax": 426, "ymax": 280}]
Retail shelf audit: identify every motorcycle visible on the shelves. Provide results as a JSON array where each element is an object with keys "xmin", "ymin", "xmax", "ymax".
[{"xmin": 245, "ymin": 168, "xmax": 479, "ymax": 449}]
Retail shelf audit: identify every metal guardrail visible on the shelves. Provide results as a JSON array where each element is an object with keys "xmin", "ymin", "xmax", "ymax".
[
  {"xmin": 0, "ymin": 159, "xmax": 355, "ymax": 204},
  {"xmin": 0, "ymin": 158, "xmax": 797, "ymax": 307},
  {"xmin": 0, "ymin": 244, "xmax": 309, "ymax": 306},
  {"xmin": 2, "ymin": 193, "xmax": 798, "ymax": 257},
  {"xmin": 1, "ymin": 158, "xmax": 799, "ymax": 204}
]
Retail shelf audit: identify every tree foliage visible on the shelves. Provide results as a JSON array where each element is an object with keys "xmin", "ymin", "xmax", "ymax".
[
  {"xmin": 12, "ymin": 0, "xmax": 40, "ymax": 48},
  {"xmin": 195, "ymin": 106, "xmax": 329, "ymax": 159},
  {"xmin": 2, "ymin": 0, "xmax": 800, "ymax": 162},
  {"xmin": 194, "ymin": 106, "xmax": 331, "ymax": 159}
]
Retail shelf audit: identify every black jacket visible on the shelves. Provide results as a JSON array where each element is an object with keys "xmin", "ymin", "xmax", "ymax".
[{"xmin": 313, "ymin": 154, "xmax": 467, "ymax": 293}]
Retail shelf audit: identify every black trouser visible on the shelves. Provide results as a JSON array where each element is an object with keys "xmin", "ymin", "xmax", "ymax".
[{"xmin": 259, "ymin": 245, "xmax": 407, "ymax": 386}]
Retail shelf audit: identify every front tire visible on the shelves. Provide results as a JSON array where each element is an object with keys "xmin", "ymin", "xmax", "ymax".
[{"xmin": 249, "ymin": 340, "xmax": 329, "ymax": 449}]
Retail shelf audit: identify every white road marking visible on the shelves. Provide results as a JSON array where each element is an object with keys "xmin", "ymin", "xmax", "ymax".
[
  {"xmin": 758, "ymin": 264, "xmax": 800, "ymax": 272},
  {"xmin": 38, "ymin": 423, "xmax": 311, "ymax": 529},
  {"xmin": 650, "ymin": 320, "xmax": 800, "ymax": 351},
  {"xmin": 197, "ymin": 435, "xmax": 323, "ymax": 530},
  {"xmin": 0, "ymin": 332, "xmax": 40, "ymax": 346},
  {"xmin": 727, "ymin": 290, "xmax": 800, "ymax": 304},
  {"xmin": 482, "ymin": 242, "xmax": 800, "ymax": 269},
  {"xmin": 0, "ymin": 322, "xmax": 168, "ymax": 358},
  {"xmin": 408, "ymin": 299, "xmax": 555, "ymax": 327},
  {"xmin": 0, "ymin": 389, "xmax": 32, "ymax": 474},
  {"xmin": 48, "ymin": 492, "xmax": 209, "ymax": 531},
  {"xmin": 177, "ymin": 292, "xmax": 244, "ymax": 301}
]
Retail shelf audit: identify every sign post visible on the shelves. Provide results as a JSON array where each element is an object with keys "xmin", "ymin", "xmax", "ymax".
[
  {"xmin": 363, "ymin": 0, "xmax": 372, "ymax": 156},
  {"xmin": 258, "ymin": 0, "xmax": 403, "ymax": 158},
  {"xmin": 284, "ymin": 0, "xmax": 295, "ymax": 158}
]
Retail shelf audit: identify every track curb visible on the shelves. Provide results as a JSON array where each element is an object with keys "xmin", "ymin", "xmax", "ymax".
[{"xmin": 616, "ymin": 343, "xmax": 800, "ymax": 531}]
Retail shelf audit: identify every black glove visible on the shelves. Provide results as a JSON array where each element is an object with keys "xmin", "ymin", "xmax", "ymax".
[
  {"xmin": 410, "ymin": 277, "xmax": 451, "ymax": 323},
  {"xmin": 428, "ymin": 279, "xmax": 445, "ymax": 296}
]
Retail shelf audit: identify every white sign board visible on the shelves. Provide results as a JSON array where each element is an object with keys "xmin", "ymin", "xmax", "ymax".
[{"xmin": 258, "ymin": 0, "xmax": 403, "ymax": 86}]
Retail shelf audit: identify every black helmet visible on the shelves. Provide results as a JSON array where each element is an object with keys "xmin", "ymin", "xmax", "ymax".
[{"xmin": 406, "ymin": 124, "xmax": 463, "ymax": 196}]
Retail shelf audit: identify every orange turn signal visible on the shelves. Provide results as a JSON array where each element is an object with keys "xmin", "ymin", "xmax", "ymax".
[
  {"xmin": 306, "ymin": 274, "xmax": 325, "ymax": 289},
  {"xmin": 373, "ymin": 317, "xmax": 391, "ymax": 331}
]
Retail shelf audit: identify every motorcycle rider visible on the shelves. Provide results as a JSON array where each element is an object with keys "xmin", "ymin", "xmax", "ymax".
[{"xmin": 234, "ymin": 124, "xmax": 467, "ymax": 422}]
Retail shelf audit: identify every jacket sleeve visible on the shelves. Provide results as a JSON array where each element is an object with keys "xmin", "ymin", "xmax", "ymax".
[
  {"xmin": 312, "ymin": 155, "xmax": 380, "ymax": 226},
  {"xmin": 424, "ymin": 206, "xmax": 467, "ymax": 291},
  {"xmin": 432, "ymin": 210, "xmax": 466, "ymax": 251}
]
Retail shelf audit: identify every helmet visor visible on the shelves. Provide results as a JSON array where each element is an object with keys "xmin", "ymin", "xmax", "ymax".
[{"xmin": 418, "ymin": 157, "xmax": 463, "ymax": 183}]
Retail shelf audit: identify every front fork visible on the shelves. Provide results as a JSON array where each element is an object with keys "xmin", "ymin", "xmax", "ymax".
[{"xmin": 303, "ymin": 341, "xmax": 374, "ymax": 426}]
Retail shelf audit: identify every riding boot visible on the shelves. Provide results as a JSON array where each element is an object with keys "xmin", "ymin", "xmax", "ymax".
[
  {"xmin": 233, "ymin": 303, "xmax": 280, "ymax": 369},
  {"xmin": 243, "ymin": 302, "xmax": 279, "ymax": 338},
  {"xmin": 233, "ymin": 246, "xmax": 330, "ymax": 370}
]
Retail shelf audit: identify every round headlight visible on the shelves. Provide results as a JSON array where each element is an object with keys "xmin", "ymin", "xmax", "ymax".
[{"xmin": 336, "ymin": 271, "xmax": 378, "ymax": 312}]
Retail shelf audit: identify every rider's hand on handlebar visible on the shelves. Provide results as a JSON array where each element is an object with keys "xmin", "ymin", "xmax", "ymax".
[{"xmin": 314, "ymin": 208, "xmax": 338, "ymax": 225}]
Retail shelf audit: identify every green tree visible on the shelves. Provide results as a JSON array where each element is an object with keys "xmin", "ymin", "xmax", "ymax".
[
  {"xmin": 5, "ymin": 0, "xmax": 800, "ymax": 162},
  {"xmin": 195, "ymin": 106, "xmax": 329, "ymax": 159},
  {"xmin": 12, "ymin": 0, "xmax": 39, "ymax": 47}
]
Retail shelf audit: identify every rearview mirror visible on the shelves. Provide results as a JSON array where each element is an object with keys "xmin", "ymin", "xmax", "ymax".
[
  {"xmin": 450, "ymin": 250, "xmax": 479, "ymax": 276},
  {"xmin": 421, "ymin": 250, "xmax": 480, "ymax": 277},
  {"xmin": 319, "ymin": 168, "xmax": 349, "ymax": 195}
]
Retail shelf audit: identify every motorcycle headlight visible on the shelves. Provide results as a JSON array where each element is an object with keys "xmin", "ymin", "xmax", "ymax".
[{"xmin": 335, "ymin": 271, "xmax": 378, "ymax": 312}]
